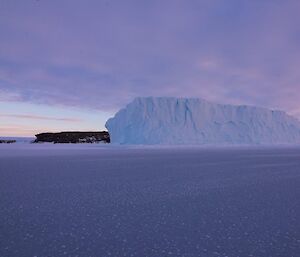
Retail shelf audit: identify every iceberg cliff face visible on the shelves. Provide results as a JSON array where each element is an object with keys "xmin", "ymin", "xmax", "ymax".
[{"xmin": 105, "ymin": 97, "xmax": 300, "ymax": 145}]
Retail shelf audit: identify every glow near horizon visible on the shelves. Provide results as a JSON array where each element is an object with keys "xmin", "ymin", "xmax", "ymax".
[{"xmin": 0, "ymin": 102, "xmax": 113, "ymax": 137}]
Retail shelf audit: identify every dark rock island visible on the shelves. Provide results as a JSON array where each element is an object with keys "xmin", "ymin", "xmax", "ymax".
[
  {"xmin": 0, "ymin": 140, "xmax": 16, "ymax": 144},
  {"xmin": 34, "ymin": 131, "xmax": 110, "ymax": 144}
]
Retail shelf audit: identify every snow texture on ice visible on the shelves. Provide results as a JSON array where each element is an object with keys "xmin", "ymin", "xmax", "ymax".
[
  {"xmin": 0, "ymin": 144, "xmax": 299, "ymax": 257},
  {"xmin": 106, "ymin": 97, "xmax": 300, "ymax": 144}
]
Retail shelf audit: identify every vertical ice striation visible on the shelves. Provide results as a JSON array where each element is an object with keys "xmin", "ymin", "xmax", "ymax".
[{"xmin": 105, "ymin": 97, "xmax": 300, "ymax": 145}]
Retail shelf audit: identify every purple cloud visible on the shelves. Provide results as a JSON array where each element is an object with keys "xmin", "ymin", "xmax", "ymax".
[{"xmin": 0, "ymin": 0, "xmax": 300, "ymax": 117}]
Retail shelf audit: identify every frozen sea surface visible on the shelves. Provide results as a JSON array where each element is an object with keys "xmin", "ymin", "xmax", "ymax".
[{"xmin": 0, "ymin": 144, "xmax": 299, "ymax": 257}]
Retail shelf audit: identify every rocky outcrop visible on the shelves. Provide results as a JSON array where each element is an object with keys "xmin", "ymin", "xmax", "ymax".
[
  {"xmin": 0, "ymin": 140, "xmax": 16, "ymax": 144},
  {"xmin": 34, "ymin": 131, "xmax": 110, "ymax": 144}
]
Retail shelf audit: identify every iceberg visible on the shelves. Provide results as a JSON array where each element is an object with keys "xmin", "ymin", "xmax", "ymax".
[{"xmin": 105, "ymin": 97, "xmax": 300, "ymax": 145}]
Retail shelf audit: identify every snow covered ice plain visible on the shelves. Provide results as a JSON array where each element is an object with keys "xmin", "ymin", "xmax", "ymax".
[{"xmin": 0, "ymin": 144, "xmax": 299, "ymax": 257}]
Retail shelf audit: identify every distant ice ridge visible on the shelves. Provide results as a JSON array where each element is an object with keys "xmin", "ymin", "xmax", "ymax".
[{"xmin": 105, "ymin": 97, "xmax": 300, "ymax": 145}]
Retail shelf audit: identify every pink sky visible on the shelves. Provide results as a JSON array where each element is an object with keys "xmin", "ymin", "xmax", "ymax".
[{"xmin": 1, "ymin": 0, "xmax": 300, "ymax": 136}]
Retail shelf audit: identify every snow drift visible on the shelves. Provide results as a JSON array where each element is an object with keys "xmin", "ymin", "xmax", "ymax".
[{"xmin": 105, "ymin": 97, "xmax": 300, "ymax": 145}]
